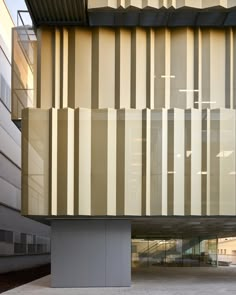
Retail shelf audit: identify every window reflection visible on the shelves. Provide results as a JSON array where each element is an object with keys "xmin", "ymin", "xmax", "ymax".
[{"xmin": 132, "ymin": 237, "xmax": 217, "ymax": 267}]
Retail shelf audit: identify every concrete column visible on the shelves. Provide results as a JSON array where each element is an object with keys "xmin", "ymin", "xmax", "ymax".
[{"xmin": 51, "ymin": 219, "xmax": 131, "ymax": 287}]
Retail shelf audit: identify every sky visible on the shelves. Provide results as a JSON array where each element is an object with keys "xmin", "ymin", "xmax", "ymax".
[{"xmin": 4, "ymin": 0, "xmax": 30, "ymax": 25}]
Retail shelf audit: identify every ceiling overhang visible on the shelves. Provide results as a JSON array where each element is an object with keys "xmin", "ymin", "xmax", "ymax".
[{"xmin": 24, "ymin": 0, "xmax": 88, "ymax": 27}]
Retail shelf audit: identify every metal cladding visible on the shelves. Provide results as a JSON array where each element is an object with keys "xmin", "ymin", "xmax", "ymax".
[
  {"xmin": 17, "ymin": 3, "xmax": 236, "ymax": 218},
  {"xmin": 22, "ymin": 107, "xmax": 236, "ymax": 217}
]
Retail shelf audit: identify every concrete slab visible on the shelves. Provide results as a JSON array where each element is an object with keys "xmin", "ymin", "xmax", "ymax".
[{"xmin": 3, "ymin": 267, "xmax": 236, "ymax": 295}]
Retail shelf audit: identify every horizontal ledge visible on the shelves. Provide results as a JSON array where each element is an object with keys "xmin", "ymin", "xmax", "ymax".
[{"xmin": 88, "ymin": 10, "xmax": 236, "ymax": 27}]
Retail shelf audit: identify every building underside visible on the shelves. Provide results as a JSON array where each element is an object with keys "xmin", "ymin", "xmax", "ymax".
[{"xmin": 11, "ymin": 0, "xmax": 236, "ymax": 287}]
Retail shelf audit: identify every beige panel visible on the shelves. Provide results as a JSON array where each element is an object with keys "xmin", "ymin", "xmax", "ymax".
[
  {"xmin": 201, "ymin": 109, "xmax": 210, "ymax": 215},
  {"xmin": 60, "ymin": 28, "xmax": 69, "ymax": 108},
  {"xmin": 57, "ymin": 108, "xmax": 74, "ymax": 215},
  {"xmin": 194, "ymin": 29, "xmax": 201, "ymax": 109},
  {"xmin": 210, "ymin": 109, "xmax": 220, "ymax": 215},
  {"xmin": 225, "ymin": 28, "xmax": 233, "ymax": 109},
  {"xmin": 201, "ymin": 30, "xmax": 226, "ymax": 108},
  {"xmin": 154, "ymin": 29, "xmax": 171, "ymax": 108},
  {"xmin": 74, "ymin": 108, "xmax": 91, "ymax": 215},
  {"xmin": 218, "ymin": 109, "xmax": 236, "ymax": 215},
  {"xmin": 142, "ymin": 109, "xmax": 151, "ymax": 215},
  {"xmin": 233, "ymin": 29, "xmax": 236, "ymax": 109},
  {"xmin": 50, "ymin": 108, "xmax": 58, "ymax": 215},
  {"xmin": 37, "ymin": 28, "xmax": 53, "ymax": 108},
  {"xmin": 68, "ymin": 29, "xmax": 92, "ymax": 108},
  {"xmin": 146, "ymin": 29, "xmax": 155, "ymax": 108},
  {"xmin": 107, "ymin": 109, "xmax": 117, "ymax": 215},
  {"xmin": 185, "ymin": 109, "xmax": 202, "ymax": 215},
  {"xmin": 201, "ymin": 30, "xmax": 211, "ymax": 109},
  {"xmin": 53, "ymin": 29, "xmax": 60, "ymax": 108},
  {"xmin": 117, "ymin": 109, "xmax": 143, "ymax": 215},
  {"xmin": 22, "ymin": 108, "xmax": 49, "ymax": 215},
  {"xmin": 131, "ymin": 28, "xmax": 147, "ymax": 109},
  {"xmin": 168, "ymin": 109, "xmax": 185, "ymax": 215},
  {"xmin": 116, "ymin": 109, "xmax": 125, "ymax": 214},
  {"xmin": 209, "ymin": 109, "xmax": 236, "ymax": 215},
  {"xmin": 91, "ymin": 109, "xmax": 117, "ymax": 215},
  {"xmin": 150, "ymin": 109, "xmax": 168, "ymax": 215},
  {"xmin": 92, "ymin": 28, "xmax": 116, "ymax": 108},
  {"xmin": 97, "ymin": 29, "xmax": 116, "ymax": 108},
  {"xmin": 115, "ymin": 29, "xmax": 131, "ymax": 109},
  {"xmin": 170, "ymin": 28, "xmax": 194, "ymax": 109},
  {"xmin": 210, "ymin": 30, "xmax": 226, "ymax": 108}
]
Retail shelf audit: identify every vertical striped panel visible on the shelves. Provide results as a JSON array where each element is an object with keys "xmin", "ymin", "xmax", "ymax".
[
  {"xmin": 22, "ymin": 109, "xmax": 50, "ymax": 215},
  {"xmin": 53, "ymin": 29, "xmax": 60, "ymax": 108},
  {"xmin": 57, "ymin": 108, "xmax": 74, "ymax": 215},
  {"xmin": 107, "ymin": 109, "xmax": 117, "ymax": 215},
  {"xmin": 50, "ymin": 108, "xmax": 58, "ymax": 215},
  {"xmin": 154, "ymin": 29, "xmax": 171, "ymax": 108},
  {"xmin": 131, "ymin": 28, "xmax": 147, "ymax": 109},
  {"xmin": 170, "ymin": 28, "xmax": 194, "ymax": 109},
  {"xmin": 34, "ymin": 27, "xmax": 236, "ymax": 111},
  {"xmin": 218, "ymin": 109, "xmax": 236, "ymax": 215},
  {"xmin": 99, "ymin": 29, "xmax": 116, "ymax": 108},
  {"xmin": 210, "ymin": 109, "xmax": 220, "ymax": 215},
  {"xmin": 146, "ymin": 29, "xmax": 155, "ymax": 109},
  {"xmin": 91, "ymin": 109, "xmax": 117, "ymax": 215},
  {"xmin": 185, "ymin": 109, "xmax": 202, "ymax": 215},
  {"xmin": 68, "ymin": 29, "xmax": 92, "ymax": 108},
  {"xmin": 168, "ymin": 109, "xmax": 185, "ymax": 215},
  {"xmin": 115, "ymin": 29, "xmax": 131, "ymax": 109},
  {"xmin": 117, "ymin": 109, "xmax": 126, "ymax": 215},
  {"xmin": 117, "ymin": 109, "xmax": 143, "ymax": 215},
  {"xmin": 22, "ymin": 108, "xmax": 236, "ymax": 216},
  {"xmin": 37, "ymin": 29, "xmax": 53, "ymax": 108},
  {"xmin": 150, "ymin": 109, "xmax": 168, "ymax": 215},
  {"xmin": 142, "ymin": 109, "xmax": 151, "ymax": 215},
  {"xmin": 74, "ymin": 108, "xmax": 91, "ymax": 215},
  {"xmin": 60, "ymin": 28, "xmax": 69, "ymax": 108},
  {"xmin": 233, "ymin": 28, "xmax": 236, "ymax": 109}
]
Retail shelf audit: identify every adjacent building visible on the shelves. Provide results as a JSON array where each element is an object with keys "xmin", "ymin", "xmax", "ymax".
[
  {"xmin": 0, "ymin": 0, "xmax": 50, "ymax": 273},
  {"xmin": 12, "ymin": 0, "xmax": 236, "ymax": 287}
]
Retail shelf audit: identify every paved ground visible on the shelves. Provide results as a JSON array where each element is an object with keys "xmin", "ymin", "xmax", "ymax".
[
  {"xmin": 3, "ymin": 267, "xmax": 236, "ymax": 295},
  {"xmin": 0, "ymin": 264, "xmax": 50, "ymax": 294}
]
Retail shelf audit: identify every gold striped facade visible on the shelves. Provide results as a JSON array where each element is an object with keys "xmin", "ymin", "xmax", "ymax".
[{"xmin": 21, "ymin": 27, "xmax": 236, "ymax": 217}]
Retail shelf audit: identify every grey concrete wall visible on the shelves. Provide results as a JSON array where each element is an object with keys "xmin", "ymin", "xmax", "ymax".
[
  {"xmin": 0, "ymin": 206, "xmax": 51, "ymax": 237},
  {"xmin": 51, "ymin": 219, "xmax": 131, "ymax": 287},
  {"xmin": 0, "ymin": 254, "xmax": 50, "ymax": 273}
]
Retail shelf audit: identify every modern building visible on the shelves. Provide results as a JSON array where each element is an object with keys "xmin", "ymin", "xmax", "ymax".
[
  {"xmin": 218, "ymin": 237, "xmax": 236, "ymax": 265},
  {"xmin": 12, "ymin": 0, "xmax": 236, "ymax": 288},
  {"xmin": 0, "ymin": 0, "xmax": 50, "ymax": 273}
]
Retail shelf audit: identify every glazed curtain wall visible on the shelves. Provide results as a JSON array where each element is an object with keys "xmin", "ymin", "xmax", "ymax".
[
  {"xmin": 22, "ymin": 108, "xmax": 236, "ymax": 216},
  {"xmin": 131, "ymin": 238, "xmax": 217, "ymax": 268}
]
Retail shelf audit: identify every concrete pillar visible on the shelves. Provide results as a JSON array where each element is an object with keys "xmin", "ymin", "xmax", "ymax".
[{"xmin": 51, "ymin": 219, "xmax": 131, "ymax": 287}]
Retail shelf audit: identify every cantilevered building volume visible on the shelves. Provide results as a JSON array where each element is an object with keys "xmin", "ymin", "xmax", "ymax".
[{"xmin": 12, "ymin": 0, "xmax": 236, "ymax": 287}]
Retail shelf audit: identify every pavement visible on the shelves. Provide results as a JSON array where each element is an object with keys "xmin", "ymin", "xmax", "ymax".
[{"xmin": 3, "ymin": 266, "xmax": 236, "ymax": 295}]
